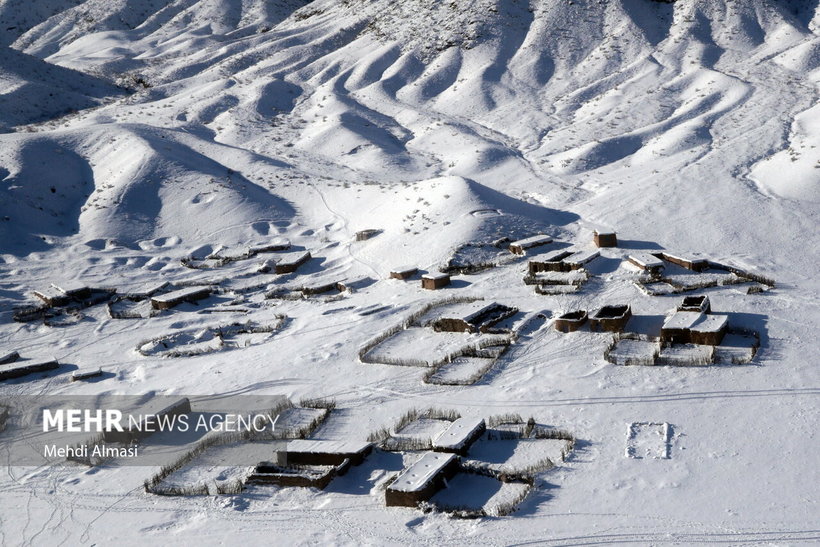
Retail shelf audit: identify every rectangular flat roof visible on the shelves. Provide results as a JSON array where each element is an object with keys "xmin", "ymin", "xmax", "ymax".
[
  {"xmin": 530, "ymin": 249, "xmax": 573, "ymax": 263},
  {"xmin": 662, "ymin": 311, "xmax": 704, "ymax": 331},
  {"xmin": 510, "ymin": 235, "xmax": 553, "ymax": 248},
  {"xmin": 388, "ymin": 451, "xmax": 456, "ymax": 493},
  {"xmin": 628, "ymin": 253, "xmax": 664, "ymax": 268},
  {"xmin": 277, "ymin": 250, "xmax": 311, "ymax": 265},
  {"xmin": 285, "ymin": 439, "xmax": 372, "ymax": 455},
  {"xmin": 565, "ymin": 249, "xmax": 600, "ymax": 265},
  {"xmin": 151, "ymin": 286, "xmax": 210, "ymax": 303},
  {"xmin": 432, "ymin": 417, "xmax": 485, "ymax": 451},
  {"xmin": 691, "ymin": 314, "xmax": 728, "ymax": 333}
]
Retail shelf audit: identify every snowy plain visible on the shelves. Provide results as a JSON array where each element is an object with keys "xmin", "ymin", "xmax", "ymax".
[{"xmin": 0, "ymin": 0, "xmax": 818, "ymax": 544}]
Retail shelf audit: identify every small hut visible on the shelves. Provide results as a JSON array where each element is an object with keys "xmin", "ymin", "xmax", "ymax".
[
  {"xmin": 430, "ymin": 302, "xmax": 517, "ymax": 333},
  {"xmin": 355, "ymin": 229, "xmax": 381, "ymax": 241},
  {"xmin": 150, "ymin": 286, "xmax": 211, "ymax": 310},
  {"xmin": 593, "ymin": 230, "xmax": 617, "ymax": 248},
  {"xmin": 390, "ymin": 266, "xmax": 418, "ymax": 280},
  {"xmin": 282, "ymin": 439, "xmax": 373, "ymax": 466},
  {"xmin": 589, "ymin": 305, "xmax": 631, "ymax": 332},
  {"xmin": 421, "ymin": 273, "xmax": 451, "ymax": 290},
  {"xmin": 678, "ymin": 295, "xmax": 711, "ymax": 313},
  {"xmin": 432, "ymin": 417, "xmax": 486, "ymax": 455},
  {"xmin": 655, "ymin": 252, "xmax": 708, "ymax": 272},
  {"xmin": 563, "ymin": 249, "xmax": 600, "ymax": 270},
  {"xmin": 385, "ymin": 452, "xmax": 459, "ymax": 507},
  {"xmin": 627, "ymin": 253, "xmax": 665, "ymax": 276},
  {"xmin": 554, "ymin": 310, "xmax": 588, "ymax": 333},
  {"xmin": 508, "ymin": 235, "xmax": 553, "ymax": 255},
  {"xmin": 274, "ymin": 251, "xmax": 312, "ymax": 274},
  {"xmin": 0, "ymin": 358, "xmax": 59, "ymax": 381},
  {"xmin": 528, "ymin": 249, "xmax": 573, "ymax": 274},
  {"xmin": 661, "ymin": 311, "xmax": 727, "ymax": 345}
]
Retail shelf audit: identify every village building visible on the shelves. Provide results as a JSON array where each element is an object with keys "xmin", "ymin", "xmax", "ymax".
[
  {"xmin": 627, "ymin": 253, "xmax": 665, "ymax": 276},
  {"xmin": 429, "ymin": 302, "xmax": 517, "ymax": 333},
  {"xmin": 528, "ymin": 249, "xmax": 574, "ymax": 274},
  {"xmin": 274, "ymin": 251, "xmax": 312, "ymax": 274},
  {"xmin": 150, "ymin": 286, "xmax": 211, "ymax": 310},
  {"xmin": 554, "ymin": 310, "xmax": 588, "ymax": 333},
  {"xmin": 588, "ymin": 305, "xmax": 632, "ymax": 332},
  {"xmin": 508, "ymin": 235, "xmax": 553, "ymax": 255},
  {"xmin": 0, "ymin": 357, "xmax": 59, "ymax": 381},
  {"xmin": 656, "ymin": 252, "xmax": 708, "ymax": 272},
  {"xmin": 282, "ymin": 439, "xmax": 373, "ymax": 467},
  {"xmin": 563, "ymin": 249, "xmax": 600, "ymax": 270},
  {"xmin": 355, "ymin": 229, "xmax": 381, "ymax": 241},
  {"xmin": 432, "ymin": 417, "xmax": 486, "ymax": 455},
  {"xmin": 385, "ymin": 451, "xmax": 460, "ymax": 507},
  {"xmin": 390, "ymin": 266, "xmax": 418, "ymax": 280},
  {"xmin": 421, "ymin": 273, "xmax": 451, "ymax": 290},
  {"xmin": 661, "ymin": 310, "xmax": 727, "ymax": 345},
  {"xmin": 678, "ymin": 295, "xmax": 711, "ymax": 313},
  {"xmin": 593, "ymin": 230, "xmax": 618, "ymax": 248}
]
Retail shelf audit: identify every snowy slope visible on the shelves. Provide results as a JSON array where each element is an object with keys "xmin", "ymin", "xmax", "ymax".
[{"xmin": 0, "ymin": 0, "xmax": 818, "ymax": 544}]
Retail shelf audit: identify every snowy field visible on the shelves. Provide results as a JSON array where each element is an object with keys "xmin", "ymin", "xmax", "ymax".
[{"xmin": 0, "ymin": 0, "xmax": 818, "ymax": 544}]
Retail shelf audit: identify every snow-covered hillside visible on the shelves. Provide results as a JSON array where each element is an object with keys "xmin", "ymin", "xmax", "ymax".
[{"xmin": 0, "ymin": 0, "xmax": 817, "ymax": 544}]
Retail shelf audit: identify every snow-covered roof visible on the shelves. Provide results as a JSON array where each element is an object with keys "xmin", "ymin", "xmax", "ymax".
[
  {"xmin": 422, "ymin": 273, "xmax": 450, "ymax": 280},
  {"xmin": 530, "ymin": 249, "xmax": 572, "ymax": 263},
  {"xmin": 691, "ymin": 314, "xmax": 728, "ymax": 333},
  {"xmin": 277, "ymin": 250, "xmax": 311, "ymax": 265},
  {"xmin": 285, "ymin": 439, "xmax": 372, "ymax": 455},
  {"xmin": 391, "ymin": 265, "xmax": 417, "ymax": 274},
  {"xmin": 432, "ymin": 417, "xmax": 485, "ymax": 451},
  {"xmin": 151, "ymin": 286, "xmax": 210, "ymax": 304},
  {"xmin": 389, "ymin": 451, "xmax": 456, "ymax": 493},
  {"xmin": 510, "ymin": 235, "xmax": 552, "ymax": 248},
  {"xmin": 50, "ymin": 282, "xmax": 88, "ymax": 295},
  {"xmin": 429, "ymin": 301, "xmax": 497, "ymax": 323},
  {"xmin": 628, "ymin": 253, "xmax": 664, "ymax": 269},
  {"xmin": 124, "ymin": 281, "xmax": 169, "ymax": 298},
  {"xmin": 662, "ymin": 252, "xmax": 707, "ymax": 265},
  {"xmin": 662, "ymin": 311, "xmax": 704, "ymax": 331},
  {"xmin": 565, "ymin": 249, "xmax": 600, "ymax": 266}
]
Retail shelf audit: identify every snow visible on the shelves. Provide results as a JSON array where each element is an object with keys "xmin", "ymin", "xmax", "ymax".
[
  {"xmin": 431, "ymin": 417, "xmax": 485, "ymax": 452},
  {"xmin": 691, "ymin": 314, "xmax": 728, "ymax": 334},
  {"xmin": 284, "ymin": 439, "xmax": 371, "ymax": 455},
  {"xmin": 662, "ymin": 310, "xmax": 705, "ymax": 331},
  {"xmin": 628, "ymin": 253, "xmax": 664, "ymax": 269},
  {"xmin": 389, "ymin": 451, "xmax": 456, "ymax": 493},
  {"xmin": 0, "ymin": 0, "xmax": 817, "ymax": 543}
]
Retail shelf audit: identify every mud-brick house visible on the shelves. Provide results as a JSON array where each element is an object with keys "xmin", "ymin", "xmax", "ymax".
[
  {"xmin": 528, "ymin": 249, "xmax": 573, "ymax": 274},
  {"xmin": 390, "ymin": 266, "xmax": 418, "ymax": 280},
  {"xmin": 655, "ymin": 252, "xmax": 708, "ymax": 272},
  {"xmin": 678, "ymin": 295, "xmax": 711, "ymax": 313},
  {"xmin": 588, "ymin": 305, "xmax": 631, "ymax": 332},
  {"xmin": 150, "ymin": 286, "xmax": 211, "ymax": 310},
  {"xmin": 508, "ymin": 235, "xmax": 553, "ymax": 255},
  {"xmin": 661, "ymin": 310, "xmax": 727, "ymax": 345},
  {"xmin": 385, "ymin": 451, "xmax": 459, "ymax": 507},
  {"xmin": 554, "ymin": 310, "xmax": 588, "ymax": 333},
  {"xmin": 430, "ymin": 302, "xmax": 517, "ymax": 333},
  {"xmin": 593, "ymin": 230, "xmax": 617, "ymax": 248},
  {"xmin": 421, "ymin": 273, "xmax": 451, "ymax": 290},
  {"xmin": 431, "ymin": 417, "xmax": 486, "ymax": 455},
  {"xmin": 627, "ymin": 253, "xmax": 665, "ymax": 276}
]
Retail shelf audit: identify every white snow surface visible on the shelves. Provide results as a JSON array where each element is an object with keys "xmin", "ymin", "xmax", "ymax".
[{"xmin": 0, "ymin": 0, "xmax": 818, "ymax": 544}]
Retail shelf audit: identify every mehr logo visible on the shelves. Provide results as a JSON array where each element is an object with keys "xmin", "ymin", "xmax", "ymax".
[{"xmin": 42, "ymin": 408, "xmax": 279, "ymax": 434}]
